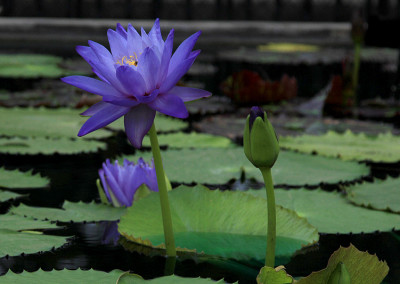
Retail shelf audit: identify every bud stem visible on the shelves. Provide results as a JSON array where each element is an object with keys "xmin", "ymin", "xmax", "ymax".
[
  {"xmin": 260, "ymin": 167, "xmax": 276, "ymax": 267},
  {"xmin": 148, "ymin": 123, "xmax": 176, "ymax": 257}
]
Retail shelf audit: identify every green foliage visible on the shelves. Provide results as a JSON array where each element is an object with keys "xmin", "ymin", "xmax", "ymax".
[
  {"xmin": 118, "ymin": 273, "xmax": 227, "ymax": 283},
  {"xmin": 0, "ymin": 214, "xmax": 67, "ymax": 257},
  {"xmin": 297, "ymin": 245, "xmax": 389, "ymax": 284},
  {"xmin": 124, "ymin": 148, "xmax": 369, "ymax": 186},
  {"xmin": 142, "ymin": 132, "xmax": 234, "ymax": 148},
  {"xmin": 0, "ymin": 269, "xmax": 124, "ymax": 283},
  {"xmin": 0, "ymin": 137, "xmax": 106, "ymax": 155},
  {"xmin": 10, "ymin": 201, "xmax": 127, "ymax": 222},
  {"xmin": 0, "ymin": 107, "xmax": 112, "ymax": 139},
  {"xmin": 118, "ymin": 185, "xmax": 318, "ymax": 262},
  {"xmin": 256, "ymin": 266, "xmax": 293, "ymax": 284},
  {"xmin": 346, "ymin": 177, "xmax": 400, "ymax": 213},
  {"xmin": 279, "ymin": 130, "xmax": 400, "ymax": 162},
  {"xmin": 247, "ymin": 189, "xmax": 400, "ymax": 233},
  {"xmin": 0, "ymin": 167, "xmax": 49, "ymax": 189}
]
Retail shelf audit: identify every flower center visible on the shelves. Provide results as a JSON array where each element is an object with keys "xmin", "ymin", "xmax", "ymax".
[{"xmin": 116, "ymin": 53, "xmax": 138, "ymax": 66}]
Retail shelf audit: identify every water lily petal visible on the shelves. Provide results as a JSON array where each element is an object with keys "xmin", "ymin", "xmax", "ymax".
[
  {"xmin": 116, "ymin": 65, "xmax": 147, "ymax": 97},
  {"xmin": 78, "ymin": 104, "xmax": 130, "ymax": 136},
  {"xmin": 149, "ymin": 18, "xmax": 164, "ymax": 53},
  {"xmin": 166, "ymin": 86, "xmax": 212, "ymax": 102},
  {"xmin": 76, "ymin": 45, "xmax": 98, "ymax": 65},
  {"xmin": 99, "ymin": 168, "xmax": 112, "ymax": 202},
  {"xmin": 147, "ymin": 93, "xmax": 188, "ymax": 118},
  {"xmin": 127, "ymin": 24, "xmax": 143, "ymax": 55},
  {"xmin": 141, "ymin": 27, "xmax": 152, "ymax": 49},
  {"xmin": 168, "ymin": 31, "xmax": 201, "ymax": 75},
  {"xmin": 103, "ymin": 165, "xmax": 130, "ymax": 206},
  {"xmin": 107, "ymin": 29, "xmax": 128, "ymax": 62},
  {"xmin": 102, "ymin": 96, "xmax": 140, "ymax": 107},
  {"xmin": 80, "ymin": 101, "xmax": 109, "ymax": 116},
  {"xmin": 137, "ymin": 47, "xmax": 160, "ymax": 94},
  {"xmin": 61, "ymin": 76, "xmax": 123, "ymax": 99},
  {"xmin": 157, "ymin": 29, "xmax": 174, "ymax": 86},
  {"xmin": 88, "ymin": 40, "xmax": 115, "ymax": 69},
  {"xmin": 116, "ymin": 23, "xmax": 128, "ymax": 39},
  {"xmin": 158, "ymin": 51, "xmax": 199, "ymax": 93},
  {"xmin": 124, "ymin": 105, "xmax": 156, "ymax": 148},
  {"xmin": 88, "ymin": 58, "xmax": 127, "ymax": 94}
]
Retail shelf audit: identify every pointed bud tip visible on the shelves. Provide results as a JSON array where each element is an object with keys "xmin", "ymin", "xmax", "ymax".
[{"xmin": 249, "ymin": 106, "xmax": 265, "ymax": 129}]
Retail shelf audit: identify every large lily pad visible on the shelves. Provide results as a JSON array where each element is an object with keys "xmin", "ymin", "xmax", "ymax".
[
  {"xmin": 123, "ymin": 148, "xmax": 369, "ymax": 186},
  {"xmin": 109, "ymin": 114, "xmax": 188, "ymax": 133},
  {"xmin": 142, "ymin": 132, "xmax": 234, "ymax": 148},
  {"xmin": 0, "ymin": 54, "xmax": 78, "ymax": 79},
  {"xmin": 0, "ymin": 269, "xmax": 224, "ymax": 283},
  {"xmin": 279, "ymin": 130, "xmax": 400, "ymax": 162},
  {"xmin": 0, "ymin": 214, "xmax": 68, "ymax": 257},
  {"xmin": 0, "ymin": 107, "xmax": 112, "ymax": 139},
  {"xmin": 297, "ymin": 245, "xmax": 389, "ymax": 284},
  {"xmin": 0, "ymin": 167, "xmax": 49, "ymax": 189},
  {"xmin": 10, "ymin": 201, "xmax": 127, "ymax": 223},
  {"xmin": 247, "ymin": 188, "xmax": 400, "ymax": 233},
  {"xmin": 118, "ymin": 185, "xmax": 318, "ymax": 262},
  {"xmin": 346, "ymin": 177, "xmax": 400, "ymax": 213},
  {"xmin": 0, "ymin": 269, "xmax": 124, "ymax": 283},
  {"xmin": 0, "ymin": 136, "xmax": 106, "ymax": 155}
]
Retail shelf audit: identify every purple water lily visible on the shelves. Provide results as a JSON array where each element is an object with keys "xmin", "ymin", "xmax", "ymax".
[
  {"xmin": 62, "ymin": 19, "xmax": 211, "ymax": 148},
  {"xmin": 99, "ymin": 158, "xmax": 158, "ymax": 207}
]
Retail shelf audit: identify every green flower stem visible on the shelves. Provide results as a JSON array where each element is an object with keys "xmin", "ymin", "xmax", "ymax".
[
  {"xmin": 260, "ymin": 167, "xmax": 276, "ymax": 267},
  {"xmin": 148, "ymin": 123, "xmax": 176, "ymax": 257}
]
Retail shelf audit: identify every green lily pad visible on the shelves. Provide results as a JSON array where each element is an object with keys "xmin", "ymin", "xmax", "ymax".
[
  {"xmin": 119, "ymin": 274, "xmax": 227, "ymax": 283},
  {"xmin": 0, "ymin": 54, "xmax": 80, "ymax": 79},
  {"xmin": 0, "ymin": 214, "xmax": 68, "ymax": 257},
  {"xmin": 297, "ymin": 245, "xmax": 389, "ymax": 284},
  {"xmin": 109, "ymin": 114, "xmax": 188, "ymax": 133},
  {"xmin": 0, "ymin": 190, "xmax": 25, "ymax": 202},
  {"xmin": 0, "ymin": 269, "xmax": 124, "ymax": 283},
  {"xmin": 0, "ymin": 107, "xmax": 112, "ymax": 139},
  {"xmin": 0, "ymin": 167, "xmax": 49, "ymax": 189},
  {"xmin": 0, "ymin": 136, "xmax": 106, "ymax": 155},
  {"xmin": 246, "ymin": 188, "xmax": 400, "ymax": 233},
  {"xmin": 118, "ymin": 185, "xmax": 318, "ymax": 263},
  {"xmin": 256, "ymin": 266, "xmax": 293, "ymax": 284},
  {"xmin": 10, "ymin": 201, "xmax": 127, "ymax": 222},
  {"xmin": 123, "ymin": 148, "xmax": 369, "ymax": 186},
  {"xmin": 142, "ymin": 132, "xmax": 234, "ymax": 148},
  {"xmin": 346, "ymin": 177, "xmax": 400, "ymax": 213},
  {"xmin": 279, "ymin": 130, "xmax": 400, "ymax": 162}
]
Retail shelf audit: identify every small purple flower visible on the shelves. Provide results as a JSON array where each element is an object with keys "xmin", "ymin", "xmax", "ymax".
[
  {"xmin": 62, "ymin": 19, "xmax": 211, "ymax": 148},
  {"xmin": 99, "ymin": 158, "xmax": 158, "ymax": 207}
]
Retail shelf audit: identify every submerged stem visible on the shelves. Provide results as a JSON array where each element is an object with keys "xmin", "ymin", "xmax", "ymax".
[
  {"xmin": 148, "ymin": 123, "xmax": 176, "ymax": 257},
  {"xmin": 260, "ymin": 167, "xmax": 276, "ymax": 267}
]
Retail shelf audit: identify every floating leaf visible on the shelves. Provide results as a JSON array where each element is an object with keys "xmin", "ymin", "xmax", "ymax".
[
  {"xmin": 258, "ymin": 43, "xmax": 320, "ymax": 53},
  {"xmin": 346, "ymin": 177, "xmax": 400, "ymax": 213},
  {"xmin": 0, "ymin": 190, "xmax": 24, "ymax": 202},
  {"xmin": 0, "ymin": 214, "xmax": 67, "ymax": 257},
  {"xmin": 123, "ymin": 148, "xmax": 369, "ymax": 186},
  {"xmin": 246, "ymin": 189, "xmax": 400, "ymax": 233},
  {"xmin": 297, "ymin": 245, "xmax": 389, "ymax": 284},
  {"xmin": 108, "ymin": 114, "xmax": 188, "ymax": 133},
  {"xmin": 118, "ymin": 274, "xmax": 227, "ymax": 283},
  {"xmin": 256, "ymin": 266, "xmax": 293, "ymax": 284},
  {"xmin": 0, "ymin": 107, "xmax": 112, "ymax": 139},
  {"xmin": 279, "ymin": 130, "xmax": 400, "ymax": 162},
  {"xmin": 0, "ymin": 54, "xmax": 80, "ymax": 79},
  {"xmin": 0, "ymin": 137, "xmax": 106, "ymax": 155},
  {"xmin": 0, "ymin": 269, "xmax": 124, "ymax": 283},
  {"xmin": 10, "ymin": 201, "xmax": 126, "ymax": 223},
  {"xmin": 0, "ymin": 167, "xmax": 49, "ymax": 189},
  {"xmin": 142, "ymin": 132, "xmax": 234, "ymax": 148},
  {"xmin": 118, "ymin": 185, "xmax": 318, "ymax": 263}
]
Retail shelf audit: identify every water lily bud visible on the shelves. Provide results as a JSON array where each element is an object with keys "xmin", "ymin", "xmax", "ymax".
[
  {"xmin": 244, "ymin": 106, "xmax": 279, "ymax": 169},
  {"xmin": 327, "ymin": 262, "xmax": 351, "ymax": 284}
]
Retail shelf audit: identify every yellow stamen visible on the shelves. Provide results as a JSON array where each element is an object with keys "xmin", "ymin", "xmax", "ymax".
[{"xmin": 116, "ymin": 52, "xmax": 139, "ymax": 66}]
